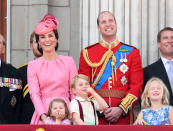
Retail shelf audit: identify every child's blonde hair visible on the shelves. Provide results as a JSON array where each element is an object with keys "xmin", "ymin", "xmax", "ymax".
[
  {"xmin": 48, "ymin": 98, "xmax": 69, "ymax": 119},
  {"xmin": 141, "ymin": 77, "xmax": 169, "ymax": 109},
  {"xmin": 70, "ymin": 74, "xmax": 90, "ymax": 89}
]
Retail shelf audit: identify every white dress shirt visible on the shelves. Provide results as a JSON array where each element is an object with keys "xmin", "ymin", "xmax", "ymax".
[{"xmin": 161, "ymin": 56, "xmax": 173, "ymax": 86}]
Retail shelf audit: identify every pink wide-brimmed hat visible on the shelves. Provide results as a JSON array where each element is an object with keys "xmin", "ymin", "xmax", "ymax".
[{"xmin": 35, "ymin": 14, "xmax": 59, "ymax": 35}]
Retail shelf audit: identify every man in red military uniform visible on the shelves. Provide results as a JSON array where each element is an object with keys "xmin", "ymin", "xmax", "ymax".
[{"xmin": 78, "ymin": 11, "xmax": 143, "ymax": 125}]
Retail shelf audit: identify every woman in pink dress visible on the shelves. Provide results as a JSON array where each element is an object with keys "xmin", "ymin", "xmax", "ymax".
[{"xmin": 27, "ymin": 14, "xmax": 77, "ymax": 124}]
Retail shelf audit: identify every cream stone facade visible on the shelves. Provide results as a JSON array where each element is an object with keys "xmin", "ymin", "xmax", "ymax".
[{"xmin": 9, "ymin": 0, "xmax": 173, "ymax": 68}]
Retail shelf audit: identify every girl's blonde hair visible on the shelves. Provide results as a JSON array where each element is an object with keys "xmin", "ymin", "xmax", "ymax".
[
  {"xmin": 70, "ymin": 74, "xmax": 90, "ymax": 89},
  {"xmin": 48, "ymin": 98, "xmax": 69, "ymax": 119},
  {"xmin": 141, "ymin": 77, "xmax": 169, "ymax": 109}
]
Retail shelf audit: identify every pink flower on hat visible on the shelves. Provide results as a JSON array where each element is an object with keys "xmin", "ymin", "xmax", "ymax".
[{"xmin": 35, "ymin": 14, "xmax": 59, "ymax": 35}]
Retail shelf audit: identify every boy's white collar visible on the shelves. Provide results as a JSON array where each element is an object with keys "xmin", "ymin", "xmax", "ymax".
[{"xmin": 75, "ymin": 96, "xmax": 91, "ymax": 102}]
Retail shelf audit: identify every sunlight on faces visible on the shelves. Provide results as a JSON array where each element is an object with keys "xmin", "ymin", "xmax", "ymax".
[
  {"xmin": 147, "ymin": 81, "xmax": 163, "ymax": 102},
  {"xmin": 141, "ymin": 77, "xmax": 169, "ymax": 109},
  {"xmin": 38, "ymin": 31, "xmax": 57, "ymax": 53},
  {"xmin": 98, "ymin": 12, "xmax": 117, "ymax": 40},
  {"xmin": 0, "ymin": 35, "xmax": 5, "ymax": 56},
  {"xmin": 50, "ymin": 101, "xmax": 66, "ymax": 119},
  {"xmin": 158, "ymin": 30, "xmax": 173, "ymax": 59},
  {"xmin": 72, "ymin": 78, "xmax": 90, "ymax": 98}
]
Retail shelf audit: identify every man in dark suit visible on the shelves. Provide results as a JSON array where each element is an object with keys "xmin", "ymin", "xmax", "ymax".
[
  {"xmin": 17, "ymin": 32, "xmax": 42, "ymax": 124},
  {"xmin": 143, "ymin": 27, "xmax": 173, "ymax": 105},
  {"xmin": 0, "ymin": 34, "xmax": 23, "ymax": 124}
]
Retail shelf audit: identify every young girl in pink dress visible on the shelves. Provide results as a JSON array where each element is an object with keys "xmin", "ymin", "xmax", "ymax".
[
  {"xmin": 27, "ymin": 14, "xmax": 77, "ymax": 124},
  {"xmin": 45, "ymin": 98, "xmax": 71, "ymax": 125}
]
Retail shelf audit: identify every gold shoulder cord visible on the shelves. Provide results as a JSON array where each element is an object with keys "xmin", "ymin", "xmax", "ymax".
[
  {"xmin": 83, "ymin": 49, "xmax": 114, "ymax": 88},
  {"xmin": 83, "ymin": 49, "xmax": 110, "ymax": 67}
]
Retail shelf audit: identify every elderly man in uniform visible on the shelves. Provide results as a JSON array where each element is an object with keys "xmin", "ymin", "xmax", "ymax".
[
  {"xmin": 78, "ymin": 11, "xmax": 143, "ymax": 125},
  {"xmin": 17, "ymin": 32, "xmax": 42, "ymax": 124},
  {"xmin": 0, "ymin": 34, "xmax": 22, "ymax": 124}
]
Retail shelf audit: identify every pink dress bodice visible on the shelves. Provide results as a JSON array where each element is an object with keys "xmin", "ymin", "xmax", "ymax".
[{"xmin": 27, "ymin": 55, "xmax": 77, "ymax": 124}]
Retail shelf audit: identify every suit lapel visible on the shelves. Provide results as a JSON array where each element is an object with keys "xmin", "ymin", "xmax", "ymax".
[
  {"xmin": 157, "ymin": 59, "xmax": 168, "ymax": 78},
  {"xmin": 157, "ymin": 58, "xmax": 173, "ymax": 102},
  {"xmin": 157, "ymin": 59, "xmax": 171, "ymax": 85}
]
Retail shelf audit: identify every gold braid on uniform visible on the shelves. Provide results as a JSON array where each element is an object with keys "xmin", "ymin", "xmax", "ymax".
[
  {"xmin": 83, "ymin": 49, "xmax": 114, "ymax": 88},
  {"xmin": 111, "ymin": 55, "xmax": 116, "ymax": 85},
  {"xmin": 23, "ymin": 84, "xmax": 29, "ymax": 98},
  {"xmin": 83, "ymin": 49, "xmax": 111, "ymax": 67},
  {"xmin": 119, "ymin": 93, "xmax": 137, "ymax": 114}
]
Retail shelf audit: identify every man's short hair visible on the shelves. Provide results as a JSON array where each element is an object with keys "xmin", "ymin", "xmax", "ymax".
[
  {"xmin": 157, "ymin": 27, "xmax": 173, "ymax": 42},
  {"xmin": 97, "ymin": 11, "xmax": 116, "ymax": 26}
]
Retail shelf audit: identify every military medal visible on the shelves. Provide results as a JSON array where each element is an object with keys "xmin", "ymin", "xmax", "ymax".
[
  {"xmin": 10, "ymin": 78, "xmax": 18, "ymax": 91},
  {"xmin": 10, "ymin": 96, "xmax": 17, "ymax": 107},
  {"xmin": 3, "ymin": 78, "xmax": 7, "ymax": 87},
  {"xmin": 6, "ymin": 78, "xmax": 9, "ymax": 87},
  {"xmin": 123, "ymin": 53, "xmax": 127, "ymax": 62},
  {"xmin": 119, "ymin": 63, "xmax": 128, "ymax": 74},
  {"xmin": 0, "ymin": 77, "xmax": 2, "ymax": 87},
  {"xmin": 120, "ymin": 53, "xmax": 124, "ymax": 62},
  {"xmin": 121, "ymin": 76, "xmax": 127, "ymax": 86},
  {"xmin": 12, "ymin": 84, "xmax": 17, "ymax": 89}
]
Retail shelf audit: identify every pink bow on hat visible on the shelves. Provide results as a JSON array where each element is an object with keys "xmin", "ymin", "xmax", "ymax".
[{"xmin": 35, "ymin": 14, "xmax": 59, "ymax": 35}]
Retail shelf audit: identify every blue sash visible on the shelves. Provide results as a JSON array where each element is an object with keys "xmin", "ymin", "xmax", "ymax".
[{"xmin": 94, "ymin": 44, "xmax": 134, "ymax": 90}]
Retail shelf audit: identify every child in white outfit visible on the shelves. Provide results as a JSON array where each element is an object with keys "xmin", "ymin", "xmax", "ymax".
[{"xmin": 70, "ymin": 74, "xmax": 108, "ymax": 125}]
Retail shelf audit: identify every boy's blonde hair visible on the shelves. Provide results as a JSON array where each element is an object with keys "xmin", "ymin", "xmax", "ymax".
[
  {"xmin": 141, "ymin": 77, "xmax": 169, "ymax": 109},
  {"xmin": 70, "ymin": 74, "xmax": 90, "ymax": 89},
  {"xmin": 48, "ymin": 98, "xmax": 69, "ymax": 119}
]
